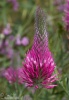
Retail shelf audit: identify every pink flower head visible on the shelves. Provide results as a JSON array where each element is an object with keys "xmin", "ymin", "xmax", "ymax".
[
  {"xmin": 21, "ymin": 37, "xmax": 29, "ymax": 46},
  {"xmin": 3, "ymin": 23, "xmax": 12, "ymax": 35},
  {"xmin": 7, "ymin": 0, "xmax": 19, "ymax": 11},
  {"xmin": 64, "ymin": 0, "xmax": 69, "ymax": 31},
  {"xmin": 3, "ymin": 67, "xmax": 17, "ymax": 83},
  {"xmin": 16, "ymin": 35, "xmax": 21, "ymax": 45},
  {"xmin": 18, "ymin": 7, "xmax": 58, "ymax": 89}
]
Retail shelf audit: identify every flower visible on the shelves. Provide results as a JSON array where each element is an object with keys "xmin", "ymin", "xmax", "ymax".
[
  {"xmin": 57, "ymin": 5, "xmax": 65, "ymax": 12},
  {"xmin": 15, "ymin": 35, "xmax": 29, "ymax": 46},
  {"xmin": 13, "ymin": 1, "xmax": 19, "ymax": 11},
  {"xmin": 21, "ymin": 37, "xmax": 29, "ymax": 46},
  {"xmin": 7, "ymin": 0, "xmax": 19, "ymax": 11},
  {"xmin": 64, "ymin": 0, "xmax": 69, "ymax": 31},
  {"xmin": 0, "ymin": 68, "xmax": 5, "ymax": 77},
  {"xmin": 3, "ymin": 23, "xmax": 12, "ymax": 35},
  {"xmin": 54, "ymin": 0, "xmax": 64, "ymax": 12},
  {"xmin": 6, "ymin": 47, "xmax": 14, "ymax": 59},
  {"xmin": 16, "ymin": 35, "xmax": 21, "ymax": 45},
  {"xmin": 18, "ymin": 7, "xmax": 58, "ymax": 89},
  {"xmin": 3, "ymin": 67, "xmax": 17, "ymax": 83},
  {"xmin": 54, "ymin": 0, "xmax": 62, "ymax": 6}
]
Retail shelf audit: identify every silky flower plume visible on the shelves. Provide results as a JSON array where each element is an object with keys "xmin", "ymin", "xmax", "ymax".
[{"xmin": 18, "ymin": 7, "xmax": 58, "ymax": 89}]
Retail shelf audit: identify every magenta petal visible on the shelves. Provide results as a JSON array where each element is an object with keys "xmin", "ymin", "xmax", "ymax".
[{"xmin": 45, "ymin": 85, "xmax": 57, "ymax": 89}]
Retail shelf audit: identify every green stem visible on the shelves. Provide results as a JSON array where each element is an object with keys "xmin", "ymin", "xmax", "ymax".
[
  {"xmin": 14, "ymin": 82, "xmax": 19, "ymax": 96},
  {"xmin": 33, "ymin": 88, "xmax": 43, "ymax": 100},
  {"xmin": 19, "ymin": 87, "xmax": 28, "ymax": 100}
]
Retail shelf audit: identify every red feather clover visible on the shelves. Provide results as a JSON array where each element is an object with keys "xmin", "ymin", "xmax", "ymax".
[{"xmin": 18, "ymin": 7, "xmax": 58, "ymax": 89}]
